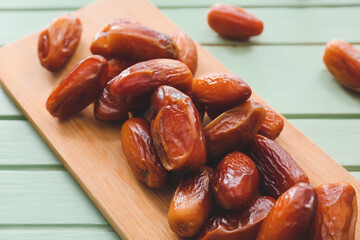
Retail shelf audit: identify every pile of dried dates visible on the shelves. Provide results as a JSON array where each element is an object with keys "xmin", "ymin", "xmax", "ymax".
[{"xmin": 38, "ymin": 4, "xmax": 358, "ymax": 239}]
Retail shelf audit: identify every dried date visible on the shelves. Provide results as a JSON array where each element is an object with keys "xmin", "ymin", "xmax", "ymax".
[
  {"xmin": 324, "ymin": 40, "xmax": 360, "ymax": 92},
  {"xmin": 212, "ymin": 152, "xmax": 259, "ymax": 210},
  {"xmin": 46, "ymin": 55, "xmax": 108, "ymax": 119},
  {"xmin": 93, "ymin": 79, "xmax": 129, "ymax": 122},
  {"xmin": 120, "ymin": 117, "xmax": 167, "ymax": 188},
  {"xmin": 150, "ymin": 86, "xmax": 206, "ymax": 171},
  {"xmin": 106, "ymin": 58, "xmax": 138, "ymax": 81},
  {"xmin": 107, "ymin": 58, "xmax": 193, "ymax": 111},
  {"xmin": 204, "ymin": 99, "xmax": 265, "ymax": 162},
  {"xmin": 207, "ymin": 4, "xmax": 263, "ymax": 40},
  {"xmin": 91, "ymin": 20, "xmax": 178, "ymax": 60},
  {"xmin": 168, "ymin": 167, "xmax": 214, "ymax": 237},
  {"xmin": 258, "ymin": 107, "xmax": 284, "ymax": 139},
  {"xmin": 256, "ymin": 183, "xmax": 317, "ymax": 240},
  {"xmin": 172, "ymin": 30, "xmax": 198, "ymax": 75},
  {"xmin": 38, "ymin": 13, "xmax": 82, "ymax": 71},
  {"xmin": 246, "ymin": 134, "xmax": 309, "ymax": 198},
  {"xmin": 309, "ymin": 182, "xmax": 357, "ymax": 240},
  {"xmin": 198, "ymin": 196, "xmax": 275, "ymax": 240},
  {"xmin": 193, "ymin": 72, "xmax": 251, "ymax": 111}
]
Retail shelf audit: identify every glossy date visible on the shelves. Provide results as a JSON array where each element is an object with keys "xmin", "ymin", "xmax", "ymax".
[
  {"xmin": 246, "ymin": 134, "xmax": 309, "ymax": 198},
  {"xmin": 212, "ymin": 152, "xmax": 259, "ymax": 210},
  {"xmin": 46, "ymin": 55, "xmax": 108, "ymax": 119},
  {"xmin": 120, "ymin": 117, "xmax": 167, "ymax": 188},
  {"xmin": 168, "ymin": 167, "xmax": 214, "ymax": 237},
  {"xmin": 106, "ymin": 58, "xmax": 138, "ymax": 81},
  {"xmin": 172, "ymin": 30, "xmax": 198, "ymax": 75},
  {"xmin": 93, "ymin": 79, "xmax": 129, "ymax": 122},
  {"xmin": 192, "ymin": 72, "xmax": 251, "ymax": 111},
  {"xmin": 107, "ymin": 58, "xmax": 193, "ymax": 111},
  {"xmin": 198, "ymin": 196, "xmax": 275, "ymax": 240},
  {"xmin": 324, "ymin": 40, "xmax": 360, "ymax": 92},
  {"xmin": 309, "ymin": 182, "xmax": 357, "ymax": 240},
  {"xmin": 207, "ymin": 4, "xmax": 263, "ymax": 40},
  {"xmin": 150, "ymin": 86, "xmax": 206, "ymax": 171},
  {"xmin": 38, "ymin": 13, "xmax": 82, "ymax": 71},
  {"xmin": 258, "ymin": 107, "xmax": 284, "ymax": 140},
  {"xmin": 256, "ymin": 183, "xmax": 317, "ymax": 240},
  {"xmin": 91, "ymin": 20, "xmax": 178, "ymax": 60},
  {"xmin": 204, "ymin": 99, "xmax": 265, "ymax": 162}
]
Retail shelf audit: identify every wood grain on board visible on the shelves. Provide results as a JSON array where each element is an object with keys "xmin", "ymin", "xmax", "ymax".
[
  {"xmin": 2, "ymin": 9, "xmax": 360, "ymax": 116},
  {"xmin": 0, "ymin": 0, "xmax": 359, "ymax": 239}
]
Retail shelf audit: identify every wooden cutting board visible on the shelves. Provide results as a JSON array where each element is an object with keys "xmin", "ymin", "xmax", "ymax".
[{"xmin": 0, "ymin": 0, "xmax": 359, "ymax": 239}]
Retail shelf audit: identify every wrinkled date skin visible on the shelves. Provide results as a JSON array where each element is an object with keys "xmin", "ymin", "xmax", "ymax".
[
  {"xmin": 108, "ymin": 58, "xmax": 193, "ymax": 110},
  {"xmin": 246, "ymin": 134, "xmax": 309, "ymax": 198},
  {"xmin": 212, "ymin": 152, "xmax": 259, "ymax": 210},
  {"xmin": 168, "ymin": 167, "xmax": 214, "ymax": 237},
  {"xmin": 207, "ymin": 4, "xmax": 263, "ymax": 40},
  {"xmin": 256, "ymin": 183, "xmax": 318, "ymax": 240},
  {"xmin": 90, "ymin": 19, "xmax": 178, "ymax": 60},
  {"xmin": 106, "ymin": 58, "xmax": 138, "ymax": 82},
  {"xmin": 89, "ymin": 18, "xmax": 138, "ymax": 57},
  {"xmin": 150, "ymin": 86, "xmax": 206, "ymax": 171},
  {"xmin": 46, "ymin": 55, "xmax": 108, "ymax": 119},
  {"xmin": 120, "ymin": 118, "xmax": 167, "ymax": 188},
  {"xmin": 38, "ymin": 13, "xmax": 82, "ymax": 71},
  {"xmin": 324, "ymin": 40, "xmax": 360, "ymax": 92},
  {"xmin": 204, "ymin": 99, "xmax": 265, "ymax": 162},
  {"xmin": 172, "ymin": 30, "xmax": 198, "ymax": 75},
  {"xmin": 258, "ymin": 107, "xmax": 284, "ymax": 140},
  {"xmin": 94, "ymin": 79, "xmax": 129, "ymax": 122},
  {"xmin": 193, "ymin": 72, "xmax": 252, "ymax": 111},
  {"xmin": 198, "ymin": 196, "xmax": 275, "ymax": 240},
  {"xmin": 309, "ymin": 182, "xmax": 357, "ymax": 240}
]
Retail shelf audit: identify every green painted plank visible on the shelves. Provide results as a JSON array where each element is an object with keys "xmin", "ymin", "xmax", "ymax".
[
  {"xmin": 0, "ymin": 120, "xmax": 60, "ymax": 166},
  {"xmin": 0, "ymin": 171, "xmax": 107, "ymax": 224},
  {"xmin": 205, "ymin": 45, "xmax": 360, "ymax": 115},
  {"xmin": 0, "ymin": 11, "xmax": 65, "ymax": 46},
  {"xmin": 0, "ymin": 0, "xmax": 360, "ymax": 10},
  {"xmin": 289, "ymin": 119, "xmax": 360, "ymax": 167},
  {"xmin": 350, "ymin": 171, "xmax": 360, "ymax": 180},
  {"xmin": 2, "ymin": 45, "xmax": 360, "ymax": 116},
  {"xmin": 154, "ymin": 0, "xmax": 360, "ymax": 7},
  {"xmin": 0, "ymin": 0, "xmax": 93, "ymax": 10},
  {"xmin": 1, "ymin": 45, "xmax": 360, "ymax": 116},
  {"xmin": 0, "ymin": 228, "xmax": 119, "ymax": 240},
  {"xmin": 161, "ymin": 7, "xmax": 360, "ymax": 45},
  {"xmin": 0, "ymin": 157, "xmax": 358, "ymax": 227},
  {"xmin": 0, "ymin": 119, "xmax": 359, "ymax": 167},
  {"xmin": 1, "ymin": 8, "xmax": 360, "ymax": 46},
  {"xmin": 0, "ymin": 87, "xmax": 21, "ymax": 116}
]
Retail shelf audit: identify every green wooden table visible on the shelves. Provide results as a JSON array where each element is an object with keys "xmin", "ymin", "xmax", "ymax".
[{"xmin": 0, "ymin": 0, "xmax": 359, "ymax": 239}]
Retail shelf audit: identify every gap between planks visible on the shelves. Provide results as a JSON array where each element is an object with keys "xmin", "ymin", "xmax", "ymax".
[
  {"xmin": 201, "ymin": 42, "xmax": 360, "ymax": 46},
  {"xmin": 0, "ymin": 165, "xmax": 64, "ymax": 171},
  {"xmin": 0, "ymin": 115, "xmax": 26, "ymax": 120},
  {"xmin": 283, "ymin": 113, "xmax": 360, "ymax": 119},
  {"xmin": 0, "ymin": 224, "xmax": 110, "ymax": 230}
]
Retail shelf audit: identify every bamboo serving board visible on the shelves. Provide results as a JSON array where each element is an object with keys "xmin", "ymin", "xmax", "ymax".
[{"xmin": 0, "ymin": 0, "xmax": 359, "ymax": 239}]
